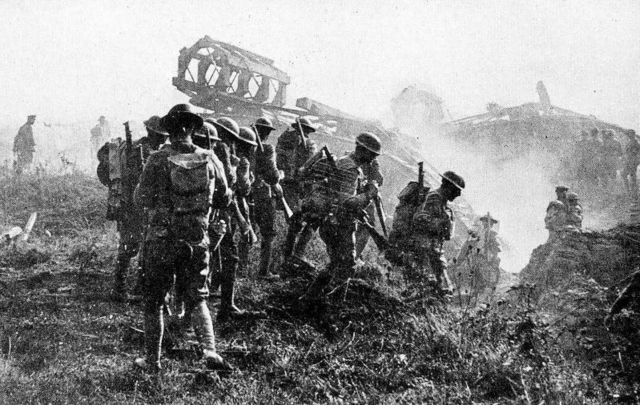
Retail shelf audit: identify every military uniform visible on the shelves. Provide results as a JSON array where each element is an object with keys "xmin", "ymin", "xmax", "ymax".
[
  {"xmin": 301, "ymin": 152, "xmax": 373, "ymax": 295},
  {"xmin": 545, "ymin": 198, "xmax": 568, "ymax": 241},
  {"xmin": 276, "ymin": 128, "xmax": 318, "ymax": 210},
  {"xmin": 135, "ymin": 139, "xmax": 230, "ymax": 371},
  {"xmin": 411, "ymin": 189, "xmax": 454, "ymax": 290},
  {"xmin": 91, "ymin": 117, "xmax": 111, "ymax": 157},
  {"xmin": 355, "ymin": 158, "xmax": 384, "ymax": 258},
  {"xmin": 209, "ymin": 132, "xmax": 253, "ymax": 321},
  {"xmin": 13, "ymin": 120, "xmax": 36, "ymax": 174},
  {"xmin": 113, "ymin": 137, "xmax": 164, "ymax": 296},
  {"xmin": 565, "ymin": 193, "xmax": 583, "ymax": 231},
  {"xmin": 240, "ymin": 143, "xmax": 280, "ymax": 275}
]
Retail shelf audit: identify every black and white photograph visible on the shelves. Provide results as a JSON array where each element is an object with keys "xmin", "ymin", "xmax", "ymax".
[{"xmin": 1, "ymin": 0, "xmax": 639, "ymax": 403}]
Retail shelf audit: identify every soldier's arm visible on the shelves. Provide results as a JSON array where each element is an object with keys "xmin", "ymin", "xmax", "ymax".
[
  {"xmin": 214, "ymin": 143, "xmax": 236, "ymax": 188},
  {"xmin": 235, "ymin": 157, "xmax": 252, "ymax": 197},
  {"xmin": 209, "ymin": 154, "xmax": 232, "ymax": 209},
  {"xmin": 134, "ymin": 152, "xmax": 163, "ymax": 208},
  {"xmin": 343, "ymin": 170, "xmax": 375, "ymax": 213},
  {"xmin": 370, "ymin": 159, "xmax": 384, "ymax": 186},
  {"xmin": 258, "ymin": 144, "xmax": 280, "ymax": 186},
  {"xmin": 275, "ymin": 131, "xmax": 294, "ymax": 171}
]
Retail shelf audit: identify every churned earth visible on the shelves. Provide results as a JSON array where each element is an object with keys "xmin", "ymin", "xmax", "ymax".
[{"xmin": 0, "ymin": 170, "xmax": 638, "ymax": 404}]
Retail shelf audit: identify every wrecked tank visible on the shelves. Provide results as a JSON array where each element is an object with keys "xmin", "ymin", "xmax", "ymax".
[
  {"xmin": 442, "ymin": 81, "xmax": 630, "ymax": 178},
  {"xmin": 172, "ymin": 36, "xmax": 487, "ymax": 267}
]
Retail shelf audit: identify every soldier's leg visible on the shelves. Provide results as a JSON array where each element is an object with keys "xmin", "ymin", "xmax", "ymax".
[
  {"xmin": 137, "ymin": 239, "xmax": 174, "ymax": 372},
  {"xmin": 182, "ymin": 244, "xmax": 231, "ymax": 369},
  {"xmin": 354, "ymin": 205, "xmax": 375, "ymax": 259},
  {"xmin": 303, "ymin": 221, "xmax": 356, "ymax": 299},
  {"xmin": 354, "ymin": 224, "xmax": 369, "ymax": 260},
  {"xmin": 282, "ymin": 210, "xmax": 304, "ymax": 258},
  {"xmin": 254, "ymin": 196, "xmax": 277, "ymax": 276},
  {"xmin": 218, "ymin": 226, "xmax": 244, "ymax": 321},
  {"xmin": 292, "ymin": 222, "xmax": 316, "ymax": 260},
  {"xmin": 114, "ymin": 223, "xmax": 142, "ymax": 299},
  {"xmin": 237, "ymin": 237, "xmax": 250, "ymax": 275}
]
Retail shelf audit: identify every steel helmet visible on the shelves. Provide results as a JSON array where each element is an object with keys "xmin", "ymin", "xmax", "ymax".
[
  {"xmin": 143, "ymin": 115, "xmax": 170, "ymax": 137},
  {"xmin": 193, "ymin": 121, "xmax": 220, "ymax": 142},
  {"xmin": 292, "ymin": 117, "xmax": 317, "ymax": 133},
  {"xmin": 238, "ymin": 126, "xmax": 258, "ymax": 146},
  {"xmin": 441, "ymin": 171, "xmax": 465, "ymax": 190},
  {"xmin": 566, "ymin": 192, "xmax": 579, "ymax": 201},
  {"xmin": 161, "ymin": 103, "xmax": 203, "ymax": 133},
  {"xmin": 212, "ymin": 117, "xmax": 240, "ymax": 140},
  {"xmin": 355, "ymin": 132, "xmax": 382, "ymax": 155},
  {"xmin": 255, "ymin": 117, "xmax": 276, "ymax": 131}
]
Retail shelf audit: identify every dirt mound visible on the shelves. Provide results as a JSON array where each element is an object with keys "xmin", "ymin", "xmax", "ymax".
[{"xmin": 521, "ymin": 224, "xmax": 640, "ymax": 288}]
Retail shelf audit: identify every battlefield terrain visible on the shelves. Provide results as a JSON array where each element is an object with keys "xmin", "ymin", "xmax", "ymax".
[{"xmin": 0, "ymin": 169, "xmax": 638, "ymax": 404}]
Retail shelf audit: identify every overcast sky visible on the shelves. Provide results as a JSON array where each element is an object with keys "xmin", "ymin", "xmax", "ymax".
[{"xmin": 1, "ymin": 0, "xmax": 638, "ymax": 127}]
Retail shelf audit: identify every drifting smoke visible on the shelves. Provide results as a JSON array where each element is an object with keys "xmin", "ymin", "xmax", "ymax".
[
  {"xmin": 399, "ymin": 122, "xmax": 557, "ymax": 273},
  {"xmin": 0, "ymin": 119, "xmax": 147, "ymax": 174}
]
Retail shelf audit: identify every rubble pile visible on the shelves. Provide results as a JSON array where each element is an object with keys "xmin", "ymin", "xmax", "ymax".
[{"xmin": 521, "ymin": 224, "xmax": 640, "ymax": 289}]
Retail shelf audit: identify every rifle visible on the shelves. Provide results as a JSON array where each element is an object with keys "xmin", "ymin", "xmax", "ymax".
[
  {"xmin": 122, "ymin": 122, "xmax": 136, "ymax": 208},
  {"xmin": 322, "ymin": 145, "xmax": 337, "ymax": 169},
  {"xmin": 358, "ymin": 211, "xmax": 389, "ymax": 252},
  {"xmin": 276, "ymin": 190, "xmax": 294, "ymax": 220},
  {"xmin": 252, "ymin": 125, "xmax": 264, "ymax": 153},
  {"xmin": 373, "ymin": 195, "xmax": 388, "ymax": 237},
  {"xmin": 230, "ymin": 198, "xmax": 258, "ymax": 244},
  {"xmin": 296, "ymin": 118, "xmax": 307, "ymax": 149}
]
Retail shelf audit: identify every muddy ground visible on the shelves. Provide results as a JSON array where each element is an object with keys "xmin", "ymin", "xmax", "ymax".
[{"xmin": 0, "ymin": 170, "xmax": 639, "ymax": 404}]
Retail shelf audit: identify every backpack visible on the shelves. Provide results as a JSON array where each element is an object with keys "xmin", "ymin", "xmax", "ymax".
[
  {"xmin": 388, "ymin": 181, "xmax": 430, "ymax": 244},
  {"xmin": 96, "ymin": 142, "xmax": 111, "ymax": 186},
  {"xmin": 168, "ymin": 152, "xmax": 214, "ymax": 214}
]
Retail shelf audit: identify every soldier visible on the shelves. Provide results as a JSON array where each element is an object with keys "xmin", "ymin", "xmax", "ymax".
[
  {"xmin": 454, "ymin": 213, "xmax": 501, "ymax": 294},
  {"xmin": 411, "ymin": 171, "xmax": 465, "ymax": 293},
  {"xmin": 278, "ymin": 118, "xmax": 319, "ymax": 262},
  {"xmin": 301, "ymin": 133, "xmax": 382, "ymax": 298},
  {"xmin": 13, "ymin": 114, "xmax": 36, "ymax": 174},
  {"xmin": 565, "ymin": 192, "xmax": 583, "ymax": 231},
  {"xmin": 134, "ymin": 104, "xmax": 232, "ymax": 372},
  {"xmin": 354, "ymin": 157, "xmax": 384, "ymax": 260},
  {"xmin": 276, "ymin": 117, "xmax": 318, "ymax": 209},
  {"xmin": 91, "ymin": 116, "xmax": 112, "ymax": 157},
  {"xmin": 545, "ymin": 185, "xmax": 569, "ymax": 241},
  {"xmin": 239, "ymin": 118, "xmax": 283, "ymax": 278},
  {"xmin": 600, "ymin": 129, "xmax": 623, "ymax": 187},
  {"xmin": 111, "ymin": 115, "xmax": 169, "ymax": 300},
  {"xmin": 621, "ymin": 129, "xmax": 640, "ymax": 199},
  {"xmin": 236, "ymin": 126, "xmax": 258, "ymax": 274},
  {"xmin": 210, "ymin": 117, "xmax": 254, "ymax": 321}
]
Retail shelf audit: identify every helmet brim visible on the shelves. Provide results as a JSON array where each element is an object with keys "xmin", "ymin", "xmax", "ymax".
[{"xmin": 212, "ymin": 121, "xmax": 241, "ymax": 141}]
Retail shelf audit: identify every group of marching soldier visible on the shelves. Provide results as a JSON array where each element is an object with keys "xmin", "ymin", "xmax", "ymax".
[{"xmin": 100, "ymin": 103, "xmax": 465, "ymax": 373}]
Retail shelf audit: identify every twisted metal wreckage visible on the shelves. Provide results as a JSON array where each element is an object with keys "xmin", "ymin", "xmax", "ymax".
[{"xmin": 172, "ymin": 36, "xmax": 480, "ymax": 247}]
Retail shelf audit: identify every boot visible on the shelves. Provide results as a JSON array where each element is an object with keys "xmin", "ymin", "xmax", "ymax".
[
  {"xmin": 135, "ymin": 308, "xmax": 163, "ymax": 373},
  {"xmin": 191, "ymin": 301, "xmax": 233, "ymax": 371},
  {"xmin": 217, "ymin": 277, "xmax": 246, "ymax": 322}
]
